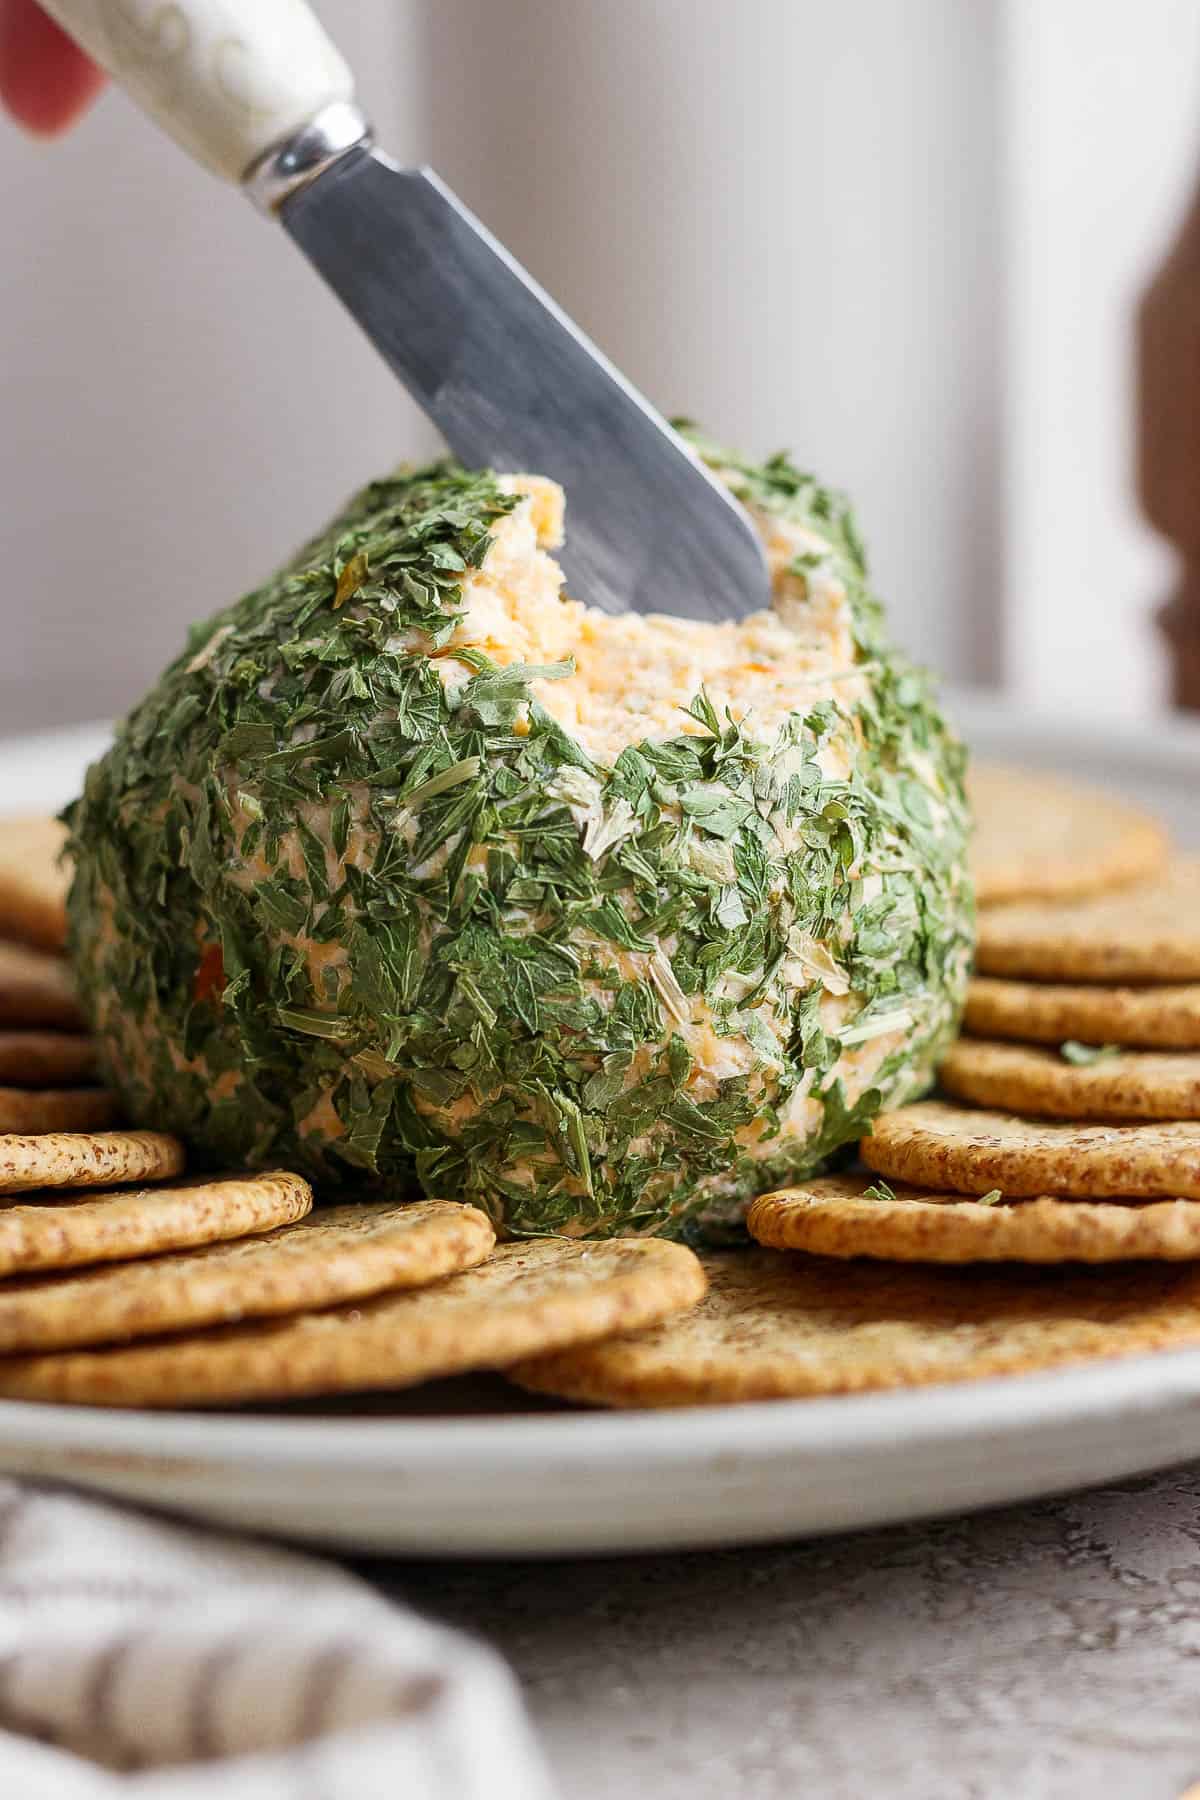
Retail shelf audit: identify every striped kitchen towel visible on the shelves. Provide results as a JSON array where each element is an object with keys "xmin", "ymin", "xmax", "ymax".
[{"xmin": 0, "ymin": 1479, "xmax": 555, "ymax": 1798}]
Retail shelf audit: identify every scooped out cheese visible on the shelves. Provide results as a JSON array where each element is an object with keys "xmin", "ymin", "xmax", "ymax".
[{"xmin": 429, "ymin": 475, "xmax": 866, "ymax": 771}]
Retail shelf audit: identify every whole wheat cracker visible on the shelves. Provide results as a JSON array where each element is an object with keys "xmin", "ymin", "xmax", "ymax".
[
  {"xmin": 941, "ymin": 1039, "xmax": 1200, "ymax": 1121},
  {"xmin": 0, "ymin": 1087, "xmax": 117, "ymax": 1133},
  {"xmin": 862, "ymin": 1100, "xmax": 1200, "ymax": 1198},
  {"xmin": 976, "ymin": 857, "xmax": 1200, "ymax": 982},
  {"xmin": 969, "ymin": 765, "xmax": 1169, "ymax": 905},
  {"xmin": 0, "ymin": 1237, "xmax": 706, "ymax": 1407},
  {"xmin": 0, "ymin": 1032, "xmax": 97, "ymax": 1087},
  {"xmin": 0, "ymin": 1130, "xmax": 184, "ymax": 1193},
  {"xmin": 748, "ymin": 1173, "xmax": 1200, "ymax": 1264},
  {"xmin": 0, "ymin": 817, "xmax": 69, "ymax": 953},
  {"xmin": 0, "ymin": 1170, "xmax": 311, "ymax": 1277},
  {"xmin": 510, "ymin": 1250, "xmax": 1200, "ymax": 1406},
  {"xmin": 965, "ymin": 976, "xmax": 1200, "ymax": 1050},
  {"xmin": 0, "ymin": 1200, "xmax": 494, "ymax": 1352},
  {"xmin": 0, "ymin": 943, "xmax": 83, "ymax": 1031}
]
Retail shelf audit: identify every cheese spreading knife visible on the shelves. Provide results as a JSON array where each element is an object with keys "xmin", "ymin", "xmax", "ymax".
[{"xmin": 37, "ymin": 0, "xmax": 771, "ymax": 621}]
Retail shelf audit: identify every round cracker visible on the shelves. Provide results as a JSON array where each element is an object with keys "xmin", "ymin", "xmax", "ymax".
[
  {"xmin": 0, "ymin": 943, "xmax": 83, "ymax": 1030},
  {"xmin": 0, "ymin": 817, "xmax": 69, "ymax": 953},
  {"xmin": 748, "ymin": 1173, "xmax": 1200, "ymax": 1264},
  {"xmin": 965, "ymin": 976, "xmax": 1200, "ymax": 1050},
  {"xmin": 0, "ymin": 1087, "xmax": 118, "ymax": 1133},
  {"xmin": 510, "ymin": 1250, "xmax": 1200, "ymax": 1406},
  {"xmin": 969, "ymin": 764, "xmax": 1169, "ymax": 905},
  {"xmin": 0, "ymin": 1170, "xmax": 311, "ymax": 1278},
  {"xmin": 0, "ymin": 1032, "xmax": 97, "ymax": 1087},
  {"xmin": 0, "ymin": 1130, "xmax": 184, "ymax": 1194},
  {"xmin": 941, "ymin": 1039, "xmax": 1200, "ymax": 1121},
  {"xmin": 862, "ymin": 1100, "xmax": 1200, "ymax": 1199},
  {"xmin": 0, "ymin": 1237, "xmax": 706, "ymax": 1408},
  {"xmin": 976, "ymin": 857, "xmax": 1200, "ymax": 982},
  {"xmin": 0, "ymin": 1200, "xmax": 495, "ymax": 1352}
]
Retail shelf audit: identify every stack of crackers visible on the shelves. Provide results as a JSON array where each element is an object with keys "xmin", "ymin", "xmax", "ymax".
[{"xmin": 513, "ymin": 768, "xmax": 1200, "ymax": 1410}]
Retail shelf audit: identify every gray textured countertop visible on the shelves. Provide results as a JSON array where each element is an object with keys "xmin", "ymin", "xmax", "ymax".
[{"xmin": 370, "ymin": 1464, "xmax": 1200, "ymax": 1799}]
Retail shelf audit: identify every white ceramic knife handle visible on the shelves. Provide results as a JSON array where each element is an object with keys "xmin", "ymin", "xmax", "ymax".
[{"xmin": 35, "ymin": 0, "xmax": 354, "ymax": 182}]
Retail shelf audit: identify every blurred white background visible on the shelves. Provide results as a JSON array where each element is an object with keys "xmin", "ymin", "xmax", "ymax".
[{"xmin": 1, "ymin": 0, "xmax": 1197, "ymax": 735}]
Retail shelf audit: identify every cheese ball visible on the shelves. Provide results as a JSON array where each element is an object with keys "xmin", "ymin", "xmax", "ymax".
[{"xmin": 66, "ymin": 437, "xmax": 973, "ymax": 1237}]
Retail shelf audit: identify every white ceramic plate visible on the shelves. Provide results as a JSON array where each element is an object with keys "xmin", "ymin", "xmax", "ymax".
[{"xmin": 0, "ymin": 699, "xmax": 1197, "ymax": 1557}]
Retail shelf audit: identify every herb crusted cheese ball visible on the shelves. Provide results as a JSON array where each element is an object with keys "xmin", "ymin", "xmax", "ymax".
[{"xmin": 66, "ymin": 436, "xmax": 972, "ymax": 1238}]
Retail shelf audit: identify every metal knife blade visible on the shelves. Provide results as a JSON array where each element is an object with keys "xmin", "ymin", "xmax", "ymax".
[{"xmin": 282, "ymin": 152, "xmax": 771, "ymax": 621}]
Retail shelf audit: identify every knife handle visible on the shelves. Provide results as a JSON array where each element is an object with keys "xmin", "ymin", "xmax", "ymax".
[{"xmin": 34, "ymin": 0, "xmax": 354, "ymax": 183}]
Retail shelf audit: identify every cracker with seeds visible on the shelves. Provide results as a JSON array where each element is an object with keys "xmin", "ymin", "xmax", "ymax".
[
  {"xmin": 748, "ymin": 1173, "xmax": 1200, "ymax": 1264},
  {"xmin": 510, "ymin": 1250, "xmax": 1200, "ymax": 1406},
  {"xmin": 0, "ymin": 1032, "xmax": 97, "ymax": 1086},
  {"xmin": 862, "ymin": 1100, "xmax": 1200, "ymax": 1198},
  {"xmin": 941, "ymin": 1039, "xmax": 1200, "ymax": 1120},
  {"xmin": 0, "ymin": 1087, "xmax": 118, "ymax": 1133},
  {"xmin": 976, "ymin": 857, "xmax": 1200, "ymax": 982},
  {"xmin": 0, "ymin": 943, "xmax": 83, "ymax": 1030},
  {"xmin": 965, "ymin": 976, "xmax": 1200, "ymax": 1050},
  {"xmin": 0, "ymin": 1237, "xmax": 706, "ymax": 1408},
  {"xmin": 969, "ymin": 765, "xmax": 1169, "ymax": 905},
  {"xmin": 0, "ymin": 1129, "xmax": 185, "ymax": 1194},
  {"xmin": 0, "ymin": 817, "xmax": 69, "ymax": 953},
  {"xmin": 0, "ymin": 1170, "xmax": 310, "ymax": 1278},
  {"xmin": 0, "ymin": 1200, "xmax": 494, "ymax": 1352}
]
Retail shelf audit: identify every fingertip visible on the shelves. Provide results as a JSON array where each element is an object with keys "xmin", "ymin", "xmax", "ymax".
[{"xmin": 0, "ymin": 0, "xmax": 106, "ymax": 136}]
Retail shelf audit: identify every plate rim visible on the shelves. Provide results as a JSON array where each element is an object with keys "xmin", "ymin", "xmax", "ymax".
[{"xmin": 2, "ymin": 1342, "xmax": 1200, "ymax": 1470}]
